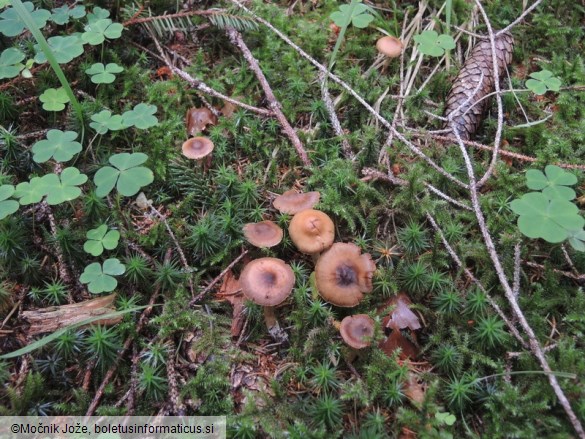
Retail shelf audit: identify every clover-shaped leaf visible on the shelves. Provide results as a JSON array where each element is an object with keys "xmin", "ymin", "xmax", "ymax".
[
  {"xmin": 94, "ymin": 153, "xmax": 154, "ymax": 198},
  {"xmin": 330, "ymin": 1, "xmax": 374, "ymax": 29},
  {"xmin": 13, "ymin": 177, "xmax": 48, "ymax": 205},
  {"xmin": 0, "ymin": 2, "xmax": 51, "ymax": 37},
  {"xmin": 0, "ymin": 48, "xmax": 25, "ymax": 80},
  {"xmin": 84, "ymin": 224, "xmax": 120, "ymax": 256},
  {"xmin": 32, "ymin": 129, "xmax": 82, "ymax": 163},
  {"xmin": 39, "ymin": 87, "xmax": 70, "ymax": 111},
  {"xmin": 413, "ymin": 30, "xmax": 455, "ymax": 57},
  {"xmin": 0, "ymin": 185, "xmax": 19, "ymax": 220},
  {"xmin": 526, "ymin": 165, "xmax": 577, "ymax": 200},
  {"xmin": 526, "ymin": 70, "xmax": 561, "ymax": 95},
  {"xmin": 86, "ymin": 62, "xmax": 124, "ymax": 84},
  {"xmin": 86, "ymin": 6, "xmax": 110, "ymax": 24},
  {"xmin": 510, "ymin": 192, "xmax": 585, "ymax": 243},
  {"xmin": 90, "ymin": 110, "xmax": 129, "ymax": 134},
  {"xmin": 34, "ymin": 35, "xmax": 84, "ymax": 64},
  {"xmin": 121, "ymin": 103, "xmax": 159, "ymax": 129},
  {"xmin": 567, "ymin": 229, "xmax": 585, "ymax": 252},
  {"xmin": 435, "ymin": 412, "xmax": 456, "ymax": 426},
  {"xmin": 51, "ymin": 5, "xmax": 86, "ymax": 25},
  {"xmin": 80, "ymin": 258, "xmax": 125, "ymax": 294},
  {"xmin": 43, "ymin": 167, "xmax": 88, "ymax": 205},
  {"xmin": 82, "ymin": 18, "xmax": 123, "ymax": 45}
]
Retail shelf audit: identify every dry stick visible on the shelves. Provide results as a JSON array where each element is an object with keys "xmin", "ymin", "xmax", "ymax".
[
  {"xmin": 85, "ymin": 286, "xmax": 160, "ymax": 417},
  {"xmin": 319, "ymin": 71, "xmax": 354, "ymax": 160},
  {"xmin": 229, "ymin": 0, "xmax": 469, "ymax": 190},
  {"xmin": 189, "ymin": 249, "xmax": 249, "ymax": 307},
  {"xmin": 524, "ymin": 261, "xmax": 585, "ymax": 282},
  {"xmin": 425, "ymin": 212, "xmax": 528, "ymax": 349},
  {"xmin": 560, "ymin": 245, "xmax": 581, "ymax": 278},
  {"xmin": 497, "ymin": 0, "xmax": 546, "ymax": 36},
  {"xmin": 450, "ymin": 122, "xmax": 585, "ymax": 437},
  {"xmin": 226, "ymin": 28, "xmax": 311, "ymax": 167},
  {"xmin": 473, "ymin": 0, "xmax": 504, "ymax": 188},
  {"xmin": 43, "ymin": 202, "xmax": 73, "ymax": 300},
  {"xmin": 165, "ymin": 340, "xmax": 186, "ymax": 416},
  {"xmin": 148, "ymin": 30, "xmax": 272, "ymax": 117},
  {"xmin": 512, "ymin": 242, "xmax": 522, "ymax": 297}
]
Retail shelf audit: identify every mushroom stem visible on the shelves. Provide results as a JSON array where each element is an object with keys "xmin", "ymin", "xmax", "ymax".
[{"xmin": 263, "ymin": 306, "xmax": 278, "ymax": 329}]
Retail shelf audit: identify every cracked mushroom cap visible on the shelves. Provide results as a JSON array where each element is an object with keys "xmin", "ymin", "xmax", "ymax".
[
  {"xmin": 239, "ymin": 258, "xmax": 295, "ymax": 306},
  {"xmin": 288, "ymin": 209, "xmax": 335, "ymax": 254},
  {"xmin": 340, "ymin": 314, "xmax": 375, "ymax": 349},
  {"xmin": 243, "ymin": 221, "xmax": 284, "ymax": 248},
  {"xmin": 186, "ymin": 107, "xmax": 218, "ymax": 136},
  {"xmin": 182, "ymin": 137, "xmax": 214, "ymax": 160},
  {"xmin": 273, "ymin": 190, "xmax": 321, "ymax": 215},
  {"xmin": 376, "ymin": 36, "xmax": 403, "ymax": 58},
  {"xmin": 315, "ymin": 242, "xmax": 376, "ymax": 307}
]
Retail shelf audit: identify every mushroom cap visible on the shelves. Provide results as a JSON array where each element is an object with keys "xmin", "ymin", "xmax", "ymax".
[
  {"xmin": 243, "ymin": 221, "xmax": 284, "ymax": 248},
  {"xmin": 182, "ymin": 137, "xmax": 214, "ymax": 160},
  {"xmin": 186, "ymin": 107, "xmax": 218, "ymax": 136},
  {"xmin": 315, "ymin": 242, "xmax": 376, "ymax": 307},
  {"xmin": 273, "ymin": 190, "xmax": 320, "ymax": 214},
  {"xmin": 288, "ymin": 209, "xmax": 335, "ymax": 254},
  {"xmin": 376, "ymin": 36, "xmax": 403, "ymax": 58},
  {"xmin": 340, "ymin": 314, "xmax": 375, "ymax": 349},
  {"xmin": 239, "ymin": 258, "xmax": 295, "ymax": 306}
]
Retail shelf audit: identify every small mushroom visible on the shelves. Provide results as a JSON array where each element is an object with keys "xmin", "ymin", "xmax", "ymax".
[
  {"xmin": 376, "ymin": 36, "xmax": 403, "ymax": 58},
  {"xmin": 288, "ymin": 209, "xmax": 335, "ymax": 255},
  {"xmin": 340, "ymin": 314, "xmax": 375, "ymax": 349},
  {"xmin": 243, "ymin": 221, "xmax": 283, "ymax": 248},
  {"xmin": 315, "ymin": 242, "xmax": 376, "ymax": 307},
  {"xmin": 239, "ymin": 257, "xmax": 295, "ymax": 307},
  {"xmin": 186, "ymin": 107, "xmax": 217, "ymax": 137},
  {"xmin": 182, "ymin": 136, "xmax": 214, "ymax": 160},
  {"xmin": 273, "ymin": 190, "xmax": 320, "ymax": 215}
]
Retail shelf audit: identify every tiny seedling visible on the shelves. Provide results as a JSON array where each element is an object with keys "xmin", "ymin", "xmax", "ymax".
[
  {"xmin": 32, "ymin": 129, "xmax": 82, "ymax": 163},
  {"xmin": 435, "ymin": 411, "xmax": 456, "ymax": 426},
  {"xmin": 84, "ymin": 224, "xmax": 120, "ymax": 256},
  {"xmin": 526, "ymin": 69, "xmax": 561, "ymax": 95},
  {"xmin": 80, "ymin": 258, "xmax": 126, "ymax": 294},
  {"xmin": 85, "ymin": 62, "xmax": 124, "ymax": 84},
  {"xmin": 39, "ymin": 87, "xmax": 69, "ymax": 111},
  {"xmin": 94, "ymin": 153, "xmax": 154, "ymax": 197},
  {"xmin": 413, "ymin": 30, "xmax": 455, "ymax": 57},
  {"xmin": 0, "ymin": 185, "xmax": 19, "ymax": 220}
]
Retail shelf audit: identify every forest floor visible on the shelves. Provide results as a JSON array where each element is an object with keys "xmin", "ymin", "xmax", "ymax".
[{"xmin": 0, "ymin": 0, "xmax": 585, "ymax": 437}]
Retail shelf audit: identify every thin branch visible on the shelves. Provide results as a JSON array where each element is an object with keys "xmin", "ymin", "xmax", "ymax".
[
  {"xmin": 124, "ymin": 8, "xmax": 226, "ymax": 27},
  {"xmin": 226, "ymin": 27, "xmax": 311, "ymax": 166},
  {"xmin": 513, "ymin": 242, "xmax": 522, "ymax": 298},
  {"xmin": 524, "ymin": 261, "xmax": 585, "ymax": 282},
  {"xmin": 497, "ymin": 0, "xmax": 546, "ymax": 36},
  {"xmin": 319, "ymin": 71, "xmax": 354, "ymax": 160}
]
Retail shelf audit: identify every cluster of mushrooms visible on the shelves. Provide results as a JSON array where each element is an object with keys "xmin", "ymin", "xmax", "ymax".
[{"xmin": 239, "ymin": 190, "xmax": 381, "ymax": 350}]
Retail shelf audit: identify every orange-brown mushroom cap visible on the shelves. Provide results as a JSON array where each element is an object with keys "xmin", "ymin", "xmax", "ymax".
[
  {"xmin": 182, "ymin": 137, "xmax": 214, "ymax": 160},
  {"xmin": 243, "ymin": 221, "xmax": 284, "ymax": 248},
  {"xmin": 376, "ymin": 36, "xmax": 403, "ymax": 58},
  {"xmin": 273, "ymin": 190, "xmax": 320, "ymax": 215},
  {"xmin": 315, "ymin": 242, "xmax": 376, "ymax": 307},
  {"xmin": 340, "ymin": 314, "xmax": 375, "ymax": 349},
  {"xmin": 239, "ymin": 258, "xmax": 295, "ymax": 306},
  {"xmin": 186, "ymin": 107, "xmax": 218, "ymax": 136},
  {"xmin": 288, "ymin": 209, "xmax": 335, "ymax": 254}
]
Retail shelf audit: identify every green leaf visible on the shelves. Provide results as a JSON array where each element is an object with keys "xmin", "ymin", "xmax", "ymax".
[
  {"xmin": 0, "ymin": 2, "xmax": 50, "ymax": 37},
  {"xmin": 50, "ymin": 5, "xmax": 85, "ymax": 25},
  {"xmin": 39, "ymin": 87, "xmax": 70, "ymax": 111},
  {"xmin": 94, "ymin": 153, "xmax": 154, "ymax": 197},
  {"xmin": 121, "ymin": 103, "xmax": 159, "ymax": 129},
  {"xmin": 526, "ymin": 165, "xmax": 577, "ymax": 200},
  {"xmin": 34, "ymin": 35, "xmax": 84, "ymax": 64},
  {"xmin": 83, "ymin": 224, "xmax": 120, "ymax": 256},
  {"xmin": 85, "ymin": 62, "xmax": 124, "ymax": 84},
  {"xmin": 435, "ymin": 412, "xmax": 456, "ymax": 426},
  {"xmin": 526, "ymin": 69, "xmax": 561, "ymax": 95},
  {"xmin": 413, "ymin": 30, "xmax": 455, "ymax": 57},
  {"xmin": 32, "ymin": 129, "xmax": 82, "ymax": 163},
  {"xmin": 43, "ymin": 167, "xmax": 88, "ymax": 205},
  {"xmin": 89, "ymin": 110, "xmax": 129, "ymax": 134},
  {"xmin": 510, "ymin": 192, "xmax": 585, "ymax": 243},
  {"xmin": 567, "ymin": 229, "xmax": 585, "ymax": 252},
  {"xmin": 86, "ymin": 6, "xmax": 110, "ymax": 24},
  {"xmin": 330, "ymin": 1, "xmax": 373, "ymax": 28},
  {"xmin": 80, "ymin": 258, "xmax": 125, "ymax": 294},
  {"xmin": 13, "ymin": 177, "xmax": 48, "ymax": 205},
  {"xmin": 0, "ymin": 184, "xmax": 19, "ymax": 220},
  {"xmin": 82, "ymin": 18, "xmax": 123, "ymax": 45},
  {"xmin": 0, "ymin": 47, "xmax": 25, "ymax": 80}
]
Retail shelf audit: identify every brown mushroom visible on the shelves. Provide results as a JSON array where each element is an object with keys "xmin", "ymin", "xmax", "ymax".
[
  {"xmin": 340, "ymin": 314, "xmax": 375, "ymax": 349},
  {"xmin": 182, "ymin": 136, "xmax": 214, "ymax": 160},
  {"xmin": 243, "ymin": 221, "xmax": 283, "ymax": 248},
  {"xmin": 315, "ymin": 242, "xmax": 376, "ymax": 307},
  {"xmin": 186, "ymin": 107, "xmax": 217, "ymax": 137},
  {"xmin": 376, "ymin": 36, "xmax": 403, "ymax": 58},
  {"xmin": 288, "ymin": 209, "xmax": 335, "ymax": 255},
  {"xmin": 239, "ymin": 257, "xmax": 295, "ymax": 307},
  {"xmin": 273, "ymin": 190, "xmax": 320, "ymax": 215}
]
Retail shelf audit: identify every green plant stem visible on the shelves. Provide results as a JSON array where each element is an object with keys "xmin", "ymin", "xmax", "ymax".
[
  {"xmin": 10, "ymin": 0, "xmax": 85, "ymax": 142},
  {"xmin": 328, "ymin": 0, "xmax": 359, "ymax": 72}
]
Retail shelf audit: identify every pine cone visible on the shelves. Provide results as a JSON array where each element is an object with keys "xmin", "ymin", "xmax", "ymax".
[{"xmin": 444, "ymin": 32, "xmax": 514, "ymax": 140}]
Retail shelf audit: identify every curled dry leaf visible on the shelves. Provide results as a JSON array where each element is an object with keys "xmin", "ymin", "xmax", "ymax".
[
  {"xmin": 185, "ymin": 107, "xmax": 218, "ymax": 136},
  {"xmin": 383, "ymin": 293, "xmax": 421, "ymax": 330},
  {"xmin": 215, "ymin": 269, "xmax": 245, "ymax": 337}
]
